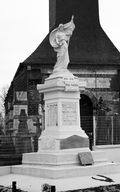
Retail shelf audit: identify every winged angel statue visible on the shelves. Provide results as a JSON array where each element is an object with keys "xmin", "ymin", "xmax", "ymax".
[{"xmin": 49, "ymin": 16, "xmax": 75, "ymax": 73}]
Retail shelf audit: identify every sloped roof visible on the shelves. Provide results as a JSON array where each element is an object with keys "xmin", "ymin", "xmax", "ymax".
[
  {"xmin": 24, "ymin": 0, "xmax": 120, "ymax": 65},
  {"xmin": 24, "ymin": 26, "xmax": 120, "ymax": 65}
]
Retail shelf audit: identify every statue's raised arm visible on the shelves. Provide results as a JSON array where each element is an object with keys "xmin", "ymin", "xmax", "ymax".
[{"xmin": 49, "ymin": 16, "xmax": 75, "ymax": 74}]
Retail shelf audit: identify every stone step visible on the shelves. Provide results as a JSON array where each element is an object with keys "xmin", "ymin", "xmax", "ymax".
[
  {"xmin": 22, "ymin": 152, "xmax": 82, "ymax": 166},
  {"xmin": 11, "ymin": 162, "xmax": 120, "ymax": 179},
  {"xmin": 92, "ymin": 151, "xmax": 107, "ymax": 159},
  {"xmin": 94, "ymin": 158, "xmax": 108, "ymax": 164},
  {"xmin": 22, "ymin": 150, "xmax": 108, "ymax": 166},
  {"xmin": 91, "ymin": 151, "xmax": 108, "ymax": 163}
]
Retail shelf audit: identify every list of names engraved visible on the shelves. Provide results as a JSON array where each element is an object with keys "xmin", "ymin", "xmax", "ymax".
[
  {"xmin": 62, "ymin": 102, "xmax": 78, "ymax": 125},
  {"xmin": 46, "ymin": 103, "xmax": 58, "ymax": 126}
]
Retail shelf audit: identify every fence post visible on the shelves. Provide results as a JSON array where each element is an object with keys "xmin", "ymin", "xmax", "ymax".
[
  {"xmin": 111, "ymin": 116, "xmax": 114, "ymax": 145},
  {"xmin": 93, "ymin": 115, "xmax": 96, "ymax": 150},
  {"xmin": 12, "ymin": 181, "xmax": 16, "ymax": 192}
]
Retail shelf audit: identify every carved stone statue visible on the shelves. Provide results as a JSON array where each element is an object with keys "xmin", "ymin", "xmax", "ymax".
[{"xmin": 49, "ymin": 16, "xmax": 75, "ymax": 73}]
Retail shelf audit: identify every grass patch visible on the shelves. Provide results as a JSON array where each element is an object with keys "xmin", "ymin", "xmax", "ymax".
[
  {"xmin": 0, "ymin": 185, "xmax": 28, "ymax": 192},
  {"xmin": 65, "ymin": 184, "xmax": 120, "ymax": 192}
]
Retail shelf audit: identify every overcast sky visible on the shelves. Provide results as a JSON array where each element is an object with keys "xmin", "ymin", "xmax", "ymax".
[{"xmin": 0, "ymin": 0, "xmax": 120, "ymax": 90}]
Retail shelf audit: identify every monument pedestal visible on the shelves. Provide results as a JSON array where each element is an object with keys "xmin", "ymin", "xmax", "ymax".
[{"xmin": 37, "ymin": 71, "xmax": 89, "ymax": 152}]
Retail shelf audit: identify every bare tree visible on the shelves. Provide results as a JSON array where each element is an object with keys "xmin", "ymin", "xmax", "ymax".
[
  {"xmin": 0, "ymin": 85, "xmax": 9, "ymax": 133},
  {"xmin": 0, "ymin": 85, "xmax": 9, "ymax": 117}
]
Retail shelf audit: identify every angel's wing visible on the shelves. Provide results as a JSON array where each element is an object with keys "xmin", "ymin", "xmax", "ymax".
[
  {"xmin": 49, "ymin": 24, "xmax": 64, "ymax": 48},
  {"xmin": 62, "ymin": 15, "xmax": 75, "ymax": 36},
  {"xmin": 49, "ymin": 15, "xmax": 75, "ymax": 48}
]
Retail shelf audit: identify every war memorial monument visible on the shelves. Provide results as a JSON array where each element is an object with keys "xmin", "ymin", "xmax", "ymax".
[
  {"xmin": 10, "ymin": 16, "xmax": 120, "ymax": 180},
  {"xmin": 2, "ymin": 1, "xmax": 120, "ymax": 190}
]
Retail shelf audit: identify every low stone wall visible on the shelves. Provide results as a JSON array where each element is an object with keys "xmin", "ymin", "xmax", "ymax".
[
  {"xmin": 0, "ymin": 166, "xmax": 10, "ymax": 176},
  {"xmin": 95, "ymin": 146, "xmax": 120, "ymax": 162}
]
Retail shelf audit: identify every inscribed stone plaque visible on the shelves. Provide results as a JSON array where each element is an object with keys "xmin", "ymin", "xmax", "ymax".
[
  {"xmin": 62, "ymin": 102, "xmax": 78, "ymax": 125},
  {"xmin": 65, "ymin": 81, "xmax": 79, "ymax": 91},
  {"xmin": 60, "ymin": 135, "xmax": 89, "ymax": 149},
  {"xmin": 78, "ymin": 152, "xmax": 94, "ymax": 166},
  {"xmin": 46, "ymin": 103, "xmax": 58, "ymax": 126}
]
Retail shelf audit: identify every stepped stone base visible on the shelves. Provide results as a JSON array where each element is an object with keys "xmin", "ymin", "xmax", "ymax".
[
  {"xmin": 22, "ymin": 148, "xmax": 90, "ymax": 166},
  {"xmin": 10, "ymin": 71, "xmax": 120, "ymax": 179},
  {"xmin": 11, "ymin": 162, "xmax": 120, "ymax": 179},
  {"xmin": 10, "ymin": 150, "xmax": 117, "ymax": 179}
]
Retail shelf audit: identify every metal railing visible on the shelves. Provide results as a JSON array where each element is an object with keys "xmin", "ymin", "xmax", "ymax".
[
  {"xmin": 0, "ymin": 135, "xmax": 38, "ymax": 154},
  {"xmin": 95, "ymin": 115, "xmax": 120, "ymax": 145}
]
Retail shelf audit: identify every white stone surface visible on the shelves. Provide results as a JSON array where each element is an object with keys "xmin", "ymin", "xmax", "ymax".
[
  {"xmin": 11, "ymin": 162, "xmax": 120, "ymax": 179},
  {"xmin": 22, "ymin": 149, "xmax": 91, "ymax": 166},
  {"xmin": 0, "ymin": 166, "xmax": 10, "ymax": 176},
  {"xmin": 49, "ymin": 16, "xmax": 75, "ymax": 73},
  {"xmin": 1, "ymin": 151, "xmax": 120, "ymax": 191},
  {"xmin": 37, "ymin": 73, "xmax": 88, "ymax": 151},
  {"xmin": 1, "ymin": 173, "xmax": 120, "ymax": 192}
]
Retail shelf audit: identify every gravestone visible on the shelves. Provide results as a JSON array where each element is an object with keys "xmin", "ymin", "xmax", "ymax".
[{"xmin": 15, "ymin": 109, "xmax": 32, "ymax": 153}]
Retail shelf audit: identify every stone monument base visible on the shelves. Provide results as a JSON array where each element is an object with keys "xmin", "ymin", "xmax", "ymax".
[
  {"xmin": 11, "ymin": 149, "xmax": 118, "ymax": 179},
  {"xmin": 38, "ymin": 134, "xmax": 89, "ymax": 151},
  {"xmin": 15, "ymin": 71, "xmax": 92, "ymax": 179},
  {"xmin": 23, "ymin": 148, "xmax": 90, "ymax": 167},
  {"xmin": 37, "ymin": 71, "xmax": 89, "ymax": 151},
  {"xmin": 60, "ymin": 135, "xmax": 89, "ymax": 149}
]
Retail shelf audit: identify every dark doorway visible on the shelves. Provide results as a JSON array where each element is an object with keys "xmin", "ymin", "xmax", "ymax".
[{"xmin": 80, "ymin": 94, "xmax": 93, "ymax": 150}]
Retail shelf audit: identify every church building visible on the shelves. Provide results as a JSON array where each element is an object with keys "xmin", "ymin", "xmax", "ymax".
[{"xmin": 5, "ymin": 0, "xmax": 120, "ymax": 152}]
